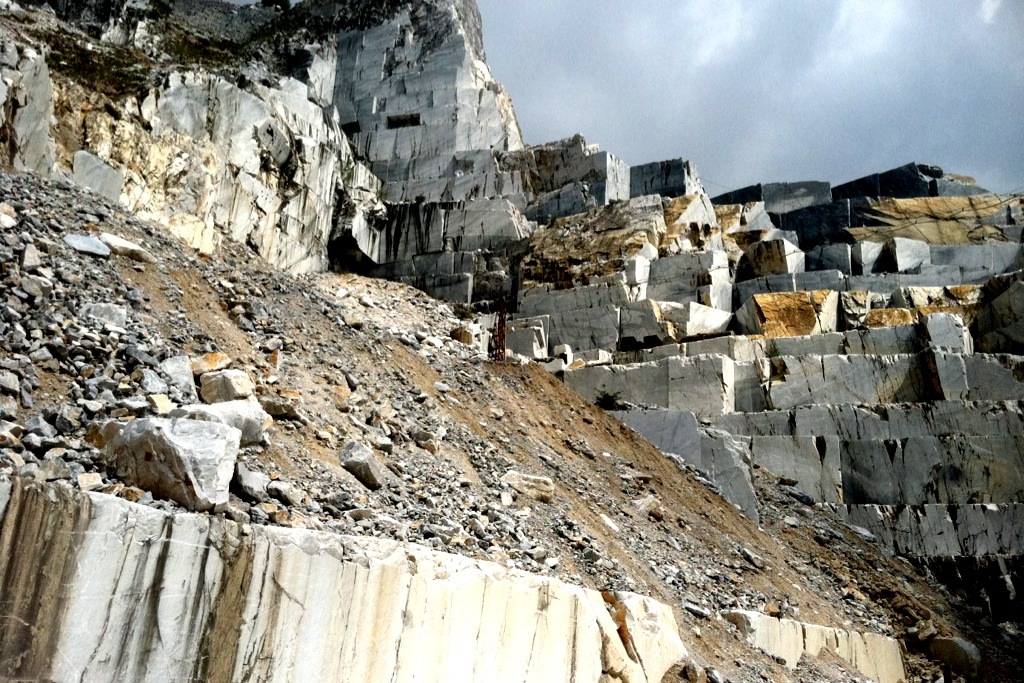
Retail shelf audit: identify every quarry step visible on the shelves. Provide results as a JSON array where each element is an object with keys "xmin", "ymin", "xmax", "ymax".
[
  {"xmin": 721, "ymin": 610, "xmax": 905, "ymax": 683},
  {"xmin": 710, "ymin": 400, "xmax": 1024, "ymax": 440},
  {"xmin": 0, "ymin": 478, "xmax": 686, "ymax": 683},
  {"xmin": 836, "ymin": 503, "xmax": 1024, "ymax": 557},
  {"xmin": 617, "ymin": 407, "xmax": 1024, "ymax": 511},
  {"xmin": 568, "ymin": 352, "xmax": 1024, "ymax": 416},
  {"xmin": 610, "ymin": 315, "xmax": 970, "ymax": 367}
]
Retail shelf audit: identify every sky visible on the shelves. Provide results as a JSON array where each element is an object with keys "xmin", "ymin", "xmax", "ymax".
[{"xmin": 474, "ymin": 0, "xmax": 1024, "ymax": 195}]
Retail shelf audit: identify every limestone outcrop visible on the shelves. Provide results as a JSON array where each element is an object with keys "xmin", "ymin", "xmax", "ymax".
[{"xmin": 0, "ymin": 478, "xmax": 686, "ymax": 682}]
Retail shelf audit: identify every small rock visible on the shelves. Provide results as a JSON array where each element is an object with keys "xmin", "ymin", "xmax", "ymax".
[
  {"xmin": 99, "ymin": 233, "xmax": 157, "ymax": 263},
  {"xmin": 78, "ymin": 472, "xmax": 104, "ymax": 492},
  {"xmin": 340, "ymin": 442, "xmax": 387, "ymax": 490},
  {"xmin": 147, "ymin": 394, "xmax": 175, "ymax": 415},
  {"xmin": 21, "ymin": 243, "xmax": 43, "ymax": 271},
  {"xmin": 779, "ymin": 484, "xmax": 815, "ymax": 505},
  {"xmin": 682, "ymin": 661, "xmax": 706, "ymax": 683},
  {"xmin": 449, "ymin": 326, "xmax": 475, "ymax": 345},
  {"xmin": 260, "ymin": 391, "xmax": 304, "ymax": 421},
  {"xmin": 192, "ymin": 352, "xmax": 232, "ymax": 375},
  {"xmin": 682, "ymin": 602, "xmax": 711, "ymax": 619},
  {"xmin": 741, "ymin": 548, "xmax": 766, "ymax": 570},
  {"xmin": 929, "ymin": 637, "xmax": 981, "ymax": 675},
  {"xmin": 267, "ymin": 480, "xmax": 305, "ymax": 507},
  {"xmin": 224, "ymin": 501, "xmax": 251, "ymax": 524},
  {"xmin": 63, "ymin": 234, "xmax": 111, "ymax": 258},
  {"xmin": 136, "ymin": 368, "xmax": 169, "ymax": 395},
  {"xmin": 159, "ymin": 355, "xmax": 198, "ymax": 403},
  {"xmin": 200, "ymin": 369, "xmax": 256, "ymax": 403},
  {"xmin": 500, "ymin": 471, "xmax": 555, "ymax": 503},
  {"xmin": 121, "ymin": 486, "xmax": 148, "ymax": 503},
  {"xmin": 234, "ymin": 462, "xmax": 270, "ymax": 502},
  {"xmin": 0, "ymin": 371, "xmax": 19, "ymax": 395},
  {"xmin": 914, "ymin": 619, "xmax": 938, "ymax": 641},
  {"xmin": 20, "ymin": 274, "xmax": 53, "ymax": 298},
  {"xmin": 635, "ymin": 494, "xmax": 665, "ymax": 521},
  {"xmin": 82, "ymin": 303, "xmax": 128, "ymax": 329}
]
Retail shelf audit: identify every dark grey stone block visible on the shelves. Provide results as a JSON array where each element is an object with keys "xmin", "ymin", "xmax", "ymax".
[
  {"xmin": 772, "ymin": 200, "xmax": 852, "ymax": 249},
  {"xmin": 629, "ymin": 159, "xmax": 699, "ymax": 198},
  {"xmin": 807, "ymin": 244, "xmax": 853, "ymax": 274},
  {"xmin": 832, "ymin": 162, "xmax": 931, "ymax": 200},
  {"xmin": 930, "ymin": 178, "xmax": 989, "ymax": 197},
  {"xmin": 713, "ymin": 181, "xmax": 832, "ymax": 214}
]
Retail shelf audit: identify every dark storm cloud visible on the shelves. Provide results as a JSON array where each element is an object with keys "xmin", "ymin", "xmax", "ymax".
[{"xmin": 475, "ymin": 0, "xmax": 1024, "ymax": 194}]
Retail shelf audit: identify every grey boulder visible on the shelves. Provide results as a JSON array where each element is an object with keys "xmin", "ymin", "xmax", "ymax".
[
  {"xmin": 63, "ymin": 234, "xmax": 111, "ymax": 258},
  {"xmin": 340, "ymin": 442, "xmax": 387, "ymax": 491},
  {"xmin": 103, "ymin": 417, "xmax": 240, "ymax": 511}
]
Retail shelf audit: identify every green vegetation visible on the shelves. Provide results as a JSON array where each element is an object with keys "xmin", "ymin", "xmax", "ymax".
[
  {"xmin": 147, "ymin": 0, "xmax": 173, "ymax": 21},
  {"xmin": 160, "ymin": 31, "xmax": 243, "ymax": 68},
  {"xmin": 594, "ymin": 389, "xmax": 627, "ymax": 411},
  {"xmin": 35, "ymin": 30, "xmax": 151, "ymax": 99}
]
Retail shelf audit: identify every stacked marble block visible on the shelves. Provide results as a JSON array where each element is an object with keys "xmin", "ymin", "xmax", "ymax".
[
  {"xmin": 712, "ymin": 402, "xmax": 1024, "ymax": 622},
  {"xmin": 522, "ymin": 163, "xmax": 1024, "ymax": 616}
]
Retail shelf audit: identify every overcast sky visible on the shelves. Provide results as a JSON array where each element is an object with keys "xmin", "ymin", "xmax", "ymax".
[{"xmin": 474, "ymin": 0, "xmax": 1023, "ymax": 195}]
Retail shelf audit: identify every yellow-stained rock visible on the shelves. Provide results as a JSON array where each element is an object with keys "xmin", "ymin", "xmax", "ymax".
[
  {"xmin": 521, "ymin": 195, "xmax": 666, "ymax": 287},
  {"xmin": 864, "ymin": 309, "xmax": 917, "ymax": 328},
  {"xmin": 662, "ymin": 194, "xmax": 719, "ymax": 252},
  {"xmin": 848, "ymin": 195, "xmax": 1022, "ymax": 245},
  {"xmin": 147, "ymin": 394, "xmax": 175, "ymax": 415},
  {"xmin": 192, "ymin": 352, "xmax": 232, "ymax": 375},
  {"xmin": 737, "ymin": 290, "xmax": 838, "ymax": 339}
]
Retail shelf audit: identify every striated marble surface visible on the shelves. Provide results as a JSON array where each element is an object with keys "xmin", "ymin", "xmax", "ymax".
[{"xmin": 0, "ymin": 478, "xmax": 686, "ymax": 683}]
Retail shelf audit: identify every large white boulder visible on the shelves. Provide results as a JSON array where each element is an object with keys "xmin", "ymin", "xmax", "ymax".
[
  {"xmin": 170, "ymin": 400, "xmax": 272, "ymax": 447},
  {"xmin": 102, "ymin": 418, "xmax": 240, "ymax": 511}
]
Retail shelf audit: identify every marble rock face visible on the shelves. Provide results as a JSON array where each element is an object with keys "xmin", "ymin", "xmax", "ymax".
[
  {"xmin": 612, "ymin": 409, "xmax": 760, "ymax": 524},
  {"xmin": 72, "ymin": 150, "xmax": 124, "ymax": 202},
  {"xmin": 521, "ymin": 195, "xmax": 667, "ymax": 287},
  {"xmin": 0, "ymin": 479, "xmax": 686, "ymax": 683},
  {"xmin": 331, "ymin": 0, "xmax": 523, "ymax": 167},
  {"xmin": 319, "ymin": 0, "xmax": 533, "ymax": 298},
  {"xmin": 2, "ymin": 45, "xmax": 56, "ymax": 176},
  {"xmin": 722, "ymin": 610, "xmax": 905, "ymax": 683}
]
